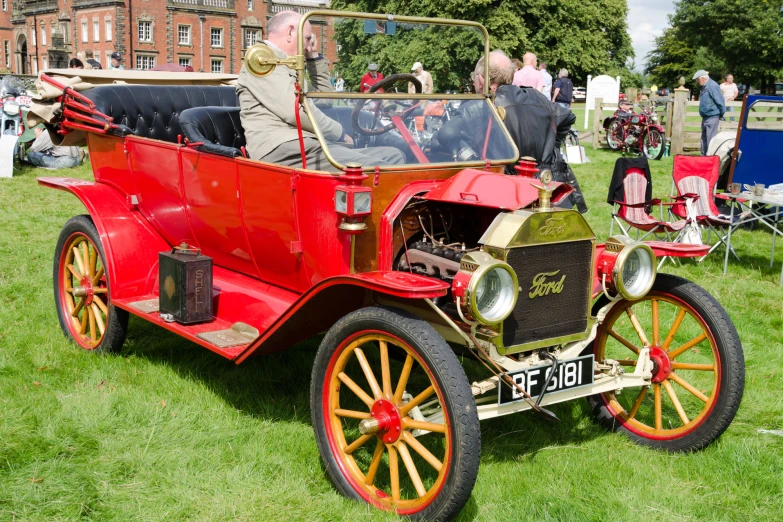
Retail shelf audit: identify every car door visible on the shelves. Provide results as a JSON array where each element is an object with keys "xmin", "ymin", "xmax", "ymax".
[{"xmin": 730, "ymin": 96, "xmax": 783, "ymax": 187}]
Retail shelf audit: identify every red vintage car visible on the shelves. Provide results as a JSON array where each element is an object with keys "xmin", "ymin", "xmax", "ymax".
[{"xmin": 37, "ymin": 11, "xmax": 744, "ymax": 521}]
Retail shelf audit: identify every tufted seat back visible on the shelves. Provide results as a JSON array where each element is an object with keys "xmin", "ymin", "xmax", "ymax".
[
  {"xmin": 81, "ymin": 85, "xmax": 238, "ymax": 143},
  {"xmin": 180, "ymin": 106, "xmax": 246, "ymax": 158}
]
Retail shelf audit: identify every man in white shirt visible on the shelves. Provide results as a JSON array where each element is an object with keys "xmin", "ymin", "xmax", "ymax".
[
  {"xmin": 720, "ymin": 74, "xmax": 739, "ymax": 121},
  {"xmin": 539, "ymin": 62, "xmax": 552, "ymax": 99},
  {"xmin": 409, "ymin": 62, "xmax": 434, "ymax": 94}
]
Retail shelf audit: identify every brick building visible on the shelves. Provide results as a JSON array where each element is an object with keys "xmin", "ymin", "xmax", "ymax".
[{"xmin": 0, "ymin": 0, "xmax": 335, "ymax": 75}]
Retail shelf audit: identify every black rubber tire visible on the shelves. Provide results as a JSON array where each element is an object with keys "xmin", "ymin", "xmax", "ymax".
[
  {"xmin": 586, "ymin": 274, "xmax": 744, "ymax": 452},
  {"xmin": 310, "ymin": 306, "xmax": 480, "ymax": 521},
  {"xmin": 643, "ymin": 128, "xmax": 665, "ymax": 160},
  {"xmin": 53, "ymin": 215, "xmax": 128, "ymax": 354},
  {"xmin": 606, "ymin": 120, "xmax": 623, "ymax": 150}
]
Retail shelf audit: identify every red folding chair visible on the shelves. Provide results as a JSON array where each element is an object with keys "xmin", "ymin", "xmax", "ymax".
[
  {"xmin": 670, "ymin": 155, "xmax": 742, "ymax": 259},
  {"xmin": 608, "ymin": 157, "xmax": 687, "ymax": 241}
]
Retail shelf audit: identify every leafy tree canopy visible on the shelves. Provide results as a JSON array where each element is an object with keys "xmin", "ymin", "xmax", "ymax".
[{"xmin": 330, "ymin": 0, "xmax": 635, "ymax": 92}]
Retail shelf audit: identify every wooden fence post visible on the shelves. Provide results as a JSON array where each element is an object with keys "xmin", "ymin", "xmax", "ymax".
[
  {"xmin": 665, "ymin": 100, "xmax": 674, "ymax": 139},
  {"xmin": 626, "ymin": 87, "xmax": 638, "ymax": 103},
  {"xmin": 671, "ymin": 88, "xmax": 689, "ymax": 155},
  {"xmin": 592, "ymin": 97, "xmax": 603, "ymax": 149}
]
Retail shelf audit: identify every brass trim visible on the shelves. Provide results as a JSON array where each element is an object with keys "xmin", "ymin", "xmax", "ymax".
[
  {"xmin": 458, "ymin": 251, "xmax": 519, "ymax": 325},
  {"xmin": 486, "ymin": 320, "xmax": 597, "ymax": 356}
]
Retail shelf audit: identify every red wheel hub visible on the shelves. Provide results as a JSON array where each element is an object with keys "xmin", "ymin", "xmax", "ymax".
[
  {"xmin": 368, "ymin": 399, "xmax": 402, "ymax": 444},
  {"xmin": 649, "ymin": 346, "xmax": 672, "ymax": 383},
  {"xmin": 79, "ymin": 276, "xmax": 95, "ymax": 305}
]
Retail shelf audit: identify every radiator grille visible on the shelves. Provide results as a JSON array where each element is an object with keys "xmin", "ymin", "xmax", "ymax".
[{"xmin": 503, "ymin": 241, "xmax": 592, "ymax": 347}]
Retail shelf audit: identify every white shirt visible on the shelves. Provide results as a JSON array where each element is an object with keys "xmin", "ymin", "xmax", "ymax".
[{"xmin": 540, "ymin": 69, "xmax": 553, "ymax": 99}]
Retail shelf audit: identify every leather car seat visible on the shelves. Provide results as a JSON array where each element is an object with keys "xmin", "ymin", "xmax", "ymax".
[{"xmin": 179, "ymin": 106, "xmax": 246, "ymax": 158}]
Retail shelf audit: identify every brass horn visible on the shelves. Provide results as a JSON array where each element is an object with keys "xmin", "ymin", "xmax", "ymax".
[{"xmin": 244, "ymin": 43, "xmax": 304, "ymax": 77}]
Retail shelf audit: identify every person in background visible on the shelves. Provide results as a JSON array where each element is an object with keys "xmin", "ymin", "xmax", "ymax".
[
  {"xmin": 68, "ymin": 58, "xmax": 84, "ymax": 69},
  {"xmin": 84, "ymin": 49, "xmax": 102, "ymax": 69},
  {"xmin": 720, "ymin": 73, "xmax": 738, "ymax": 121},
  {"xmin": 511, "ymin": 58, "xmax": 523, "ymax": 73},
  {"xmin": 109, "ymin": 52, "xmax": 125, "ymax": 70},
  {"xmin": 539, "ymin": 61, "xmax": 552, "ymax": 99},
  {"xmin": 409, "ymin": 61, "xmax": 433, "ymax": 94},
  {"xmin": 359, "ymin": 63, "xmax": 384, "ymax": 93},
  {"xmin": 693, "ymin": 69, "xmax": 725, "ymax": 155},
  {"xmin": 512, "ymin": 52, "xmax": 543, "ymax": 91},
  {"xmin": 26, "ymin": 125, "xmax": 85, "ymax": 169},
  {"xmin": 335, "ymin": 75, "xmax": 344, "ymax": 92},
  {"xmin": 552, "ymin": 68, "xmax": 573, "ymax": 108}
]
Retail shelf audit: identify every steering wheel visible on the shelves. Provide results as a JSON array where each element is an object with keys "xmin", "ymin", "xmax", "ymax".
[{"xmin": 351, "ymin": 74, "xmax": 423, "ymax": 136}]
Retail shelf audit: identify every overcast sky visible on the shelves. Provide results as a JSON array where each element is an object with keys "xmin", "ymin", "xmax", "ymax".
[{"xmin": 627, "ymin": 0, "xmax": 676, "ymax": 70}]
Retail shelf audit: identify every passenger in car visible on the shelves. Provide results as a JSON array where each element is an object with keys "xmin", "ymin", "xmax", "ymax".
[{"xmin": 237, "ymin": 11, "xmax": 404, "ymax": 171}]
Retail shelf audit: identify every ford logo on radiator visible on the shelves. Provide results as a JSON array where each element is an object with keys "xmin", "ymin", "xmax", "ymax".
[{"xmin": 529, "ymin": 270, "xmax": 566, "ymax": 299}]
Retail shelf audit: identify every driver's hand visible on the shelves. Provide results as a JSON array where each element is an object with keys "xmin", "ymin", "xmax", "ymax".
[
  {"xmin": 342, "ymin": 133, "xmax": 354, "ymax": 146},
  {"xmin": 305, "ymin": 34, "xmax": 319, "ymax": 59}
]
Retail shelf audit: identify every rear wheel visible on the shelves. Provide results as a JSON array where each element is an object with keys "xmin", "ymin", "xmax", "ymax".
[
  {"xmin": 643, "ymin": 128, "xmax": 665, "ymax": 160},
  {"xmin": 53, "ymin": 215, "xmax": 128, "ymax": 353},
  {"xmin": 606, "ymin": 121, "xmax": 623, "ymax": 150},
  {"xmin": 311, "ymin": 306, "xmax": 480, "ymax": 520},
  {"xmin": 587, "ymin": 274, "xmax": 744, "ymax": 451}
]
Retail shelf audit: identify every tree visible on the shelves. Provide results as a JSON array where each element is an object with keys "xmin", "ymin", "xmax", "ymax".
[{"xmin": 329, "ymin": 0, "xmax": 635, "ymax": 91}]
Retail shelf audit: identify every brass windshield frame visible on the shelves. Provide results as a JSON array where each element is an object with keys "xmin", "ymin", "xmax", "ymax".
[{"xmin": 292, "ymin": 11, "xmax": 517, "ymax": 172}]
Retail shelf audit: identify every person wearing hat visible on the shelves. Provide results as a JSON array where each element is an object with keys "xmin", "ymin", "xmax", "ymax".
[
  {"xmin": 693, "ymin": 69, "xmax": 725, "ymax": 155},
  {"xmin": 409, "ymin": 62, "xmax": 433, "ymax": 94},
  {"xmin": 359, "ymin": 62, "xmax": 384, "ymax": 93},
  {"xmin": 109, "ymin": 52, "xmax": 125, "ymax": 70}
]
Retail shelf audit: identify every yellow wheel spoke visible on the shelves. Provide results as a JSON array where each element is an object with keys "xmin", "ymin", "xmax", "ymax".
[
  {"xmin": 661, "ymin": 309, "xmax": 687, "ymax": 351},
  {"xmin": 627, "ymin": 387, "xmax": 648, "ymax": 420},
  {"xmin": 397, "ymin": 441, "xmax": 426, "ymax": 497},
  {"xmin": 402, "ymin": 418, "xmax": 446, "ymax": 434},
  {"xmin": 344, "ymin": 433, "xmax": 373, "ymax": 455},
  {"xmin": 71, "ymin": 299, "xmax": 84, "ymax": 317},
  {"xmin": 654, "ymin": 384, "xmax": 662, "ymax": 430},
  {"xmin": 92, "ymin": 265, "xmax": 105, "ymax": 286},
  {"xmin": 93, "ymin": 288, "xmax": 108, "ymax": 294},
  {"xmin": 79, "ymin": 242, "xmax": 90, "ymax": 277},
  {"xmin": 364, "ymin": 439, "xmax": 385, "ymax": 485},
  {"xmin": 625, "ymin": 308, "xmax": 650, "ymax": 347},
  {"xmin": 667, "ymin": 333, "xmax": 708, "ymax": 360},
  {"xmin": 402, "ymin": 431, "xmax": 443, "ymax": 472},
  {"xmin": 662, "ymin": 379, "xmax": 689, "ymax": 425},
  {"xmin": 669, "ymin": 372, "xmax": 709, "ymax": 403},
  {"xmin": 89, "ymin": 246, "xmax": 97, "ymax": 277},
  {"xmin": 608, "ymin": 329, "xmax": 641, "ymax": 355},
  {"xmin": 334, "ymin": 408, "xmax": 371, "ymax": 420},
  {"xmin": 652, "ymin": 299, "xmax": 660, "ymax": 346},
  {"xmin": 393, "ymin": 354, "xmax": 414, "ymax": 405},
  {"xmin": 73, "ymin": 246, "xmax": 86, "ymax": 276},
  {"xmin": 91, "ymin": 304, "xmax": 106, "ymax": 336},
  {"xmin": 67, "ymin": 263, "xmax": 82, "ymax": 280},
  {"xmin": 79, "ymin": 309, "xmax": 89, "ymax": 335},
  {"xmin": 354, "ymin": 347, "xmax": 383, "ymax": 400},
  {"xmin": 388, "ymin": 444, "xmax": 400, "ymax": 502},
  {"xmin": 88, "ymin": 306, "xmax": 97, "ymax": 342},
  {"xmin": 617, "ymin": 359, "xmax": 637, "ymax": 367},
  {"xmin": 399, "ymin": 386, "xmax": 435, "ymax": 417},
  {"xmin": 93, "ymin": 295, "xmax": 109, "ymax": 316},
  {"xmin": 337, "ymin": 372, "xmax": 375, "ymax": 408},
  {"xmin": 380, "ymin": 340, "xmax": 392, "ymax": 399},
  {"xmin": 671, "ymin": 362, "xmax": 714, "ymax": 372}
]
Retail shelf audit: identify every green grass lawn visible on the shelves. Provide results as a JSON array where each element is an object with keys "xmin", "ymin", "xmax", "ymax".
[{"xmin": 2, "ymin": 148, "xmax": 783, "ymax": 521}]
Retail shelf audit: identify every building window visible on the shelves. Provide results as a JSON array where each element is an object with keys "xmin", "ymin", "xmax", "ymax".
[
  {"xmin": 244, "ymin": 29, "xmax": 261, "ymax": 49},
  {"xmin": 248, "ymin": 0, "xmax": 254, "ymax": 10},
  {"xmin": 40, "ymin": 27, "xmax": 46, "ymax": 46},
  {"xmin": 42, "ymin": 56, "xmax": 47, "ymax": 69},
  {"xmin": 105, "ymin": 19, "xmax": 112, "ymax": 41},
  {"xmin": 210, "ymin": 28, "xmax": 223, "ymax": 48},
  {"xmin": 4, "ymin": 41, "xmax": 9, "ymax": 69},
  {"xmin": 1, "ymin": 0, "xmax": 6, "ymax": 12},
  {"xmin": 138, "ymin": 21, "xmax": 152, "ymax": 42},
  {"xmin": 93, "ymin": 20, "xmax": 99, "ymax": 42},
  {"xmin": 59, "ymin": 23, "xmax": 69, "ymax": 44},
  {"xmin": 31, "ymin": 26, "xmax": 36, "ymax": 46},
  {"xmin": 81, "ymin": 21, "xmax": 88, "ymax": 43},
  {"xmin": 136, "ymin": 54, "xmax": 156, "ymax": 70},
  {"xmin": 178, "ymin": 25, "xmax": 190, "ymax": 45},
  {"xmin": 211, "ymin": 59, "xmax": 223, "ymax": 73},
  {"xmin": 178, "ymin": 57, "xmax": 192, "ymax": 68}
]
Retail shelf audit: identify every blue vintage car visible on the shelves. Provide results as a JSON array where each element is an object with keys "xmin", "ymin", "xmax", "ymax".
[{"xmin": 729, "ymin": 95, "xmax": 783, "ymax": 187}]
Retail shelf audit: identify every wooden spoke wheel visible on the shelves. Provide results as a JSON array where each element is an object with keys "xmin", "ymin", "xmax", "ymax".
[
  {"xmin": 588, "ymin": 274, "xmax": 744, "ymax": 451},
  {"xmin": 311, "ymin": 307, "xmax": 479, "ymax": 520},
  {"xmin": 54, "ymin": 215, "xmax": 128, "ymax": 353}
]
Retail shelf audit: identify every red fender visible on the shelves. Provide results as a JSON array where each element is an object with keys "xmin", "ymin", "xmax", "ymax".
[{"xmin": 38, "ymin": 176, "xmax": 170, "ymax": 299}]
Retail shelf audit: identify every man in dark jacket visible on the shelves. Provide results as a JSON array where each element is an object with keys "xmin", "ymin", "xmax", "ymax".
[
  {"xmin": 693, "ymin": 69, "xmax": 726, "ymax": 155},
  {"xmin": 434, "ymin": 51, "xmax": 587, "ymax": 212}
]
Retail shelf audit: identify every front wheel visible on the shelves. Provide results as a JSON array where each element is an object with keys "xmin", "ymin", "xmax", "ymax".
[
  {"xmin": 587, "ymin": 274, "xmax": 744, "ymax": 452},
  {"xmin": 311, "ymin": 306, "xmax": 480, "ymax": 520},
  {"xmin": 643, "ymin": 128, "xmax": 665, "ymax": 160},
  {"xmin": 606, "ymin": 121, "xmax": 623, "ymax": 150}
]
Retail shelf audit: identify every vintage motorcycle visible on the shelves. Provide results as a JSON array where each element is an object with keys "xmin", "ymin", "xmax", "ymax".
[
  {"xmin": 0, "ymin": 75, "xmax": 32, "ymax": 176},
  {"xmin": 603, "ymin": 102, "xmax": 666, "ymax": 160}
]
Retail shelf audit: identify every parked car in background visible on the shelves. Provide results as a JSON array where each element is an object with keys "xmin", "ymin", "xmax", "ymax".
[
  {"xmin": 572, "ymin": 87, "xmax": 586, "ymax": 102},
  {"xmin": 656, "ymin": 88, "xmax": 670, "ymax": 97}
]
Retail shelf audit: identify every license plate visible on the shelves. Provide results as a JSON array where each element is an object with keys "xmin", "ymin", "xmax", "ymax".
[{"xmin": 499, "ymin": 354, "xmax": 594, "ymax": 405}]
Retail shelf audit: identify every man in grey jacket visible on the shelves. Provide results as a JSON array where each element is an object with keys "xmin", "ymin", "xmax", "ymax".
[
  {"xmin": 26, "ymin": 126, "xmax": 84, "ymax": 169},
  {"xmin": 237, "ymin": 11, "xmax": 404, "ymax": 171},
  {"xmin": 693, "ymin": 70, "xmax": 726, "ymax": 155}
]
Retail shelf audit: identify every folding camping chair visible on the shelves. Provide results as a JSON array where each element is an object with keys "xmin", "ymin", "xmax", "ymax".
[
  {"xmin": 607, "ymin": 156, "xmax": 688, "ymax": 241},
  {"xmin": 669, "ymin": 154, "xmax": 742, "ymax": 260}
]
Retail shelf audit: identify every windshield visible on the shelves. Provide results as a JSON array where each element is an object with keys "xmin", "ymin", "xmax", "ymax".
[{"xmin": 304, "ymin": 96, "xmax": 517, "ymax": 170}]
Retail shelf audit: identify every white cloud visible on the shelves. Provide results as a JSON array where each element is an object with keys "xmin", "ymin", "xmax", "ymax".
[{"xmin": 627, "ymin": 0, "xmax": 675, "ymax": 69}]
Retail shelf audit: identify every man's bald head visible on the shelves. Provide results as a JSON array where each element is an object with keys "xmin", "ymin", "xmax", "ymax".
[
  {"xmin": 523, "ymin": 52, "xmax": 537, "ymax": 67},
  {"xmin": 266, "ymin": 10, "xmax": 312, "ymax": 56},
  {"xmin": 474, "ymin": 50, "xmax": 514, "ymax": 92}
]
